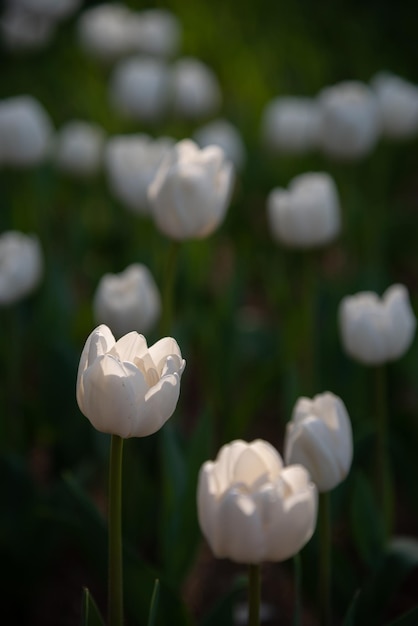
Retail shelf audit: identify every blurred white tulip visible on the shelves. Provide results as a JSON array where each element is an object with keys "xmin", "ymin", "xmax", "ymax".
[
  {"xmin": 18, "ymin": 0, "xmax": 82, "ymax": 20},
  {"xmin": 197, "ymin": 439, "xmax": 317, "ymax": 564},
  {"xmin": 371, "ymin": 72, "xmax": 418, "ymax": 139},
  {"xmin": 0, "ymin": 95, "xmax": 53, "ymax": 167},
  {"xmin": 55, "ymin": 121, "xmax": 105, "ymax": 178},
  {"xmin": 284, "ymin": 392, "xmax": 353, "ymax": 492},
  {"xmin": 93, "ymin": 263, "xmax": 161, "ymax": 337},
  {"xmin": 193, "ymin": 119, "xmax": 246, "ymax": 170},
  {"xmin": 76, "ymin": 325, "xmax": 185, "ymax": 437},
  {"xmin": 148, "ymin": 139, "xmax": 234, "ymax": 240},
  {"xmin": 109, "ymin": 56, "xmax": 170, "ymax": 122},
  {"xmin": 267, "ymin": 172, "xmax": 341, "ymax": 248},
  {"xmin": 318, "ymin": 81, "xmax": 380, "ymax": 160},
  {"xmin": 339, "ymin": 284, "xmax": 416, "ymax": 365},
  {"xmin": 77, "ymin": 3, "xmax": 135, "ymax": 62},
  {"xmin": 0, "ymin": 231, "xmax": 43, "ymax": 305},
  {"xmin": 170, "ymin": 57, "xmax": 222, "ymax": 120},
  {"xmin": 1, "ymin": 5, "xmax": 55, "ymax": 52},
  {"xmin": 105, "ymin": 134, "xmax": 174, "ymax": 215},
  {"xmin": 129, "ymin": 9, "xmax": 181, "ymax": 58},
  {"xmin": 261, "ymin": 96, "xmax": 321, "ymax": 154}
]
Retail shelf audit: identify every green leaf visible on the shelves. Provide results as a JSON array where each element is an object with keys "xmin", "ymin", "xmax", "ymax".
[
  {"xmin": 80, "ymin": 588, "xmax": 105, "ymax": 626},
  {"xmin": 147, "ymin": 579, "xmax": 160, "ymax": 626},
  {"xmin": 341, "ymin": 590, "xmax": 360, "ymax": 626}
]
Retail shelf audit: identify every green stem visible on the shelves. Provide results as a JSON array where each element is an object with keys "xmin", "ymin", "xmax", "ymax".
[
  {"xmin": 293, "ymin": 553, "xmax": 302, "ymax": 626},
  {"xmin": 159, "ymin": 240, "xmax": 181, "ymax": 337},
  {"xmin": 108, "ymin": 434, "xmax": 124, "ymax": 626},
  {"xmin": 248, "ymin": 564, "xmax": 261, "ymax": 626},
  {"xmin": 319, "ymin": 492, "xmax": 332, "ymax": 626},
  {"xmin": 375, "ymin": 365, "xmax": 392, "ymax": 536}
]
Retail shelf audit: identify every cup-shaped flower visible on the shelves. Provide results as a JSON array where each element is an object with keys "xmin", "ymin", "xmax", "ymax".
[
  {"xmin": 261, "ymin": 96, "xmax": 321, "ymax": 154},
  {"xmin": 1, "ymin": 5, "xmax": 55, "ymax": 52},
  {"xmin": 105, "ymin": 133, "xmax": 174, "ymax": 215},
  {"xmin": 93, "ymin": 263, "xmax": 161, "ymax": 337},
  {"xmin": 267, "ymin": 172, "xmax": 341, "ymax": 249},
  {"xmin": 76, "ymin": 325, "xmax": 185, "ymax": 437},
  {"xmin": 77, "ymin": 3, "xmax": 134, "ymax": 62},
  {"xmin": 371, "ymin": 72, "xmax": 418, "ymax": 140},
  {"xmin": 170, "ymin": 57, "xmax": 222, "ymax": 120},
  {"xmin": 55, "ymin": 120, "xmax": 105, "ymax": 178},
  {"xmin": 197, "ymin": 439, "xmax": 317, "ymax": 564},
  {"xmin": 193, "ymin": 118, "xmax": 246, "ymax": 170},
  {"xmin": 129, "ymin": 9, "xmax": 181, "ymax": 58},
  {"xmin": 317, "ymin": 81, "xmax": 380, "ymax": 160},
  {"xmin": 284, "ymin": 392, "xmax": 353, "ymax": 492},
  {"xmin": 339, "ymin": 284, "xmax": 416, "ymax": 365},
  {"xmin": 148, "ymin": 139, "xmax": 234, "ymax": 240},
  {"xmin": 0, "ymin": 231, "xmax": 43, "ymax": 305}
]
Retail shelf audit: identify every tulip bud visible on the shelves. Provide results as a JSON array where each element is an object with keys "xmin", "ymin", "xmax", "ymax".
[
  {"xmin": 76, "ymin": 325, "xmax": 185, "ymax": 438},
  {"xmin": 109, "ymin": 56, "xmax": 170, "ymax": 122},
  {"xmin": 371, "ymin": 72, "xmax": 418, "ymax": 140},
  {"xmin": 0, "ymin": 231, "xmax": 43, "ymax": 305},
  {"xmin": 197, "ymin": 439, "xmax": 317, "ymax": 564},
  {"xmin": 0, "ymin": 95, "xmax": 53, "ymax": 167},
  {"xmin": 318, "ymin": 81, "xmax": 380, "ymax": 160},
  {"xmin": 193, "ymin": 118, "xmax": 246, "ymax": 170},
  {"xmin": 170, "ymin": 57, "xmax": 222, "ymax": 120},
  {"xmin": 284, "ymin": 392, "xmax": 353, "ymax": 492},
  {"xmin": 148, "ymin": 139, "xmax": 234, "ymax": 240},
  {"xmin": 55, "ymin": 120, "xmax": 105, "ymax": 178},
  {"xmin": 105, "ymin": 133, "xmax": 174, "ymax": 215},
  {"xmin": 267, "ymin": 172, "xmax": 341, "ymax": 249},
  {"xmin": 93, "ymin": 263, "xmax": 161, "ymax": 337},
  {"xmin": 261, "ymin": 96, "xmax": 320, "ymax": 154},
  {"xmin": 339, "ymin": 284, "xmax": 416, "ymax": 365}
]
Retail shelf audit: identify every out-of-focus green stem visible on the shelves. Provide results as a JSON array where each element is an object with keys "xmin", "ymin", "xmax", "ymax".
[
  {"xmin": 293, "ymin": 553, "xmax": 302, "ymax": 626},
  {"xmin": 108, "ymin": 434, "xmax": 124, "ymax": 626},
  {"xmin": 248, "ymin": 564, "xmax": 261, "ymax": 626},
  {"xmin": 375, "ymin": 364, "xmax": 392, "ymax": 536},
  {"xmin": 319, "ymin": 492, "xmax": 332, "ymax": 626},
  {"xmin": 160, "ymin": 240, "xmax": 181, "ymax": 337}
]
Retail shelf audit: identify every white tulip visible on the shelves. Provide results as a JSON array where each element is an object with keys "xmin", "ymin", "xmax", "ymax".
[
  {"xmin": 170, "ymin": 57, "xmax": 222, "ymax": 120},
  {"xmin": 197, "ymin": 439, "xmax": 317, "ymax": 564},
  {"xmin": 261, "ymin": 96, "xmax": 321, "ymax": 154},
  {"xmin": 18, "ymin": 0, "xmax": 81, "ymax": 20},
  {"xmin": 0, "ymin": 95, "xmax": 53, "ymax": 167},
  {"xmin": 93, "ymin": 263, "xmax": 161, "ymax": 337},
  {"xmin": 105, "ymin": 134, "xmax": 174, "ymax": 215},
  {"xmin": 284, "ymin": 392, "xmax": 353, "ymax": 492},
  {"xmin": 193, "ymin": 119, "xmax": 246, "ymax": 170},
  {"xmin": 318, "ymin": 81, "xmax": 380, "ymax": 160},
  {"xmin": 129, "ymin": 9, "xmax": 181, "ymax": 58},
  {"xmin": 0, "ymin": 231, "xmax": 43, "ymax": 305},
  {"xmin": 371, "ymin": 72, "xmax": 418, "ymax": 140},
  {"xmin": 76, "ymin": 325, "xmax": 185, "ymax": 438},
  {"xmin": 148, "ymin": 139, "xmax": 234, "ymax": 240},
  {"xmin": 109, "ymin": 56, "xmax": 170, "ymax": 122},
  {"xmin": 55, "ymin": 121, "xmax": 105, "ymax": 178},
  {"xmin": 1, "ymin": 6, "xmax": 55, "ymax": 52},
  {"xmin": 77, "ymin": 3, "xmax": 135, "ymax": 62},
  {"xmin": 267, "ymin": 172, "xmax": 341, "ymax": 248},
  {"xmin": 339, "ymin": 284, "xmax": 416, "ymax": 365}
]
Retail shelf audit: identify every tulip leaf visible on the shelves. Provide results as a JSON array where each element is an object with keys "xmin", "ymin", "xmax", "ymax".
[
  {"xmin": 147, "ymin": 579, "xmax": 160, "ymax": 626},
  {"xmin": 341, "ymin": 590, "xmax": 360, "ymax": 626},
  {"xmin": 388, "ymin": 605, "xmax": 418, "ymax": 626},
  {"xmin": 80, "ymin": 588, "xmax": 105, "ymax": 626},
  {"xmin": 345, "ymin": 536, "xmax": 418, "ymax": 626}
]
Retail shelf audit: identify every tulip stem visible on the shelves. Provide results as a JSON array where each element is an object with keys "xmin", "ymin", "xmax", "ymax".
[
  {"xmin": 375, "ymin": 364, "xmax": 392, "ymax": 536},
  {"xmin": 319, "ymin": 492, "xmax": 332, "ymax": 626},
  {"xmin": 160, "ymin": 241, "xmax": 181, "ymax": 336},
  {"xmin": 248, "ymin": 564, "xmax": 261, "ymax": 626},
  {"xmin": 108, "ymin": 434, "xmax": 124, "ymax": 626}
]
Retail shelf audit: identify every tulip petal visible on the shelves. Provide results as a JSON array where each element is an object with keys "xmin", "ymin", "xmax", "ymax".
[
  {"xmin": 76, "ymin": 325, "xmax": 115, "ymax": 407},
  {"xmin": 215, "ymin": 489, "xmax": 263, "ymax": 563},
  {"xmin": 148, "ymin": 337, "xmax": 183, "ymax": 373},
  {"xmin": 197, "ymin": 463, "xmax": 220, "ymax": 546},
  {"xmin": 129, "ymin": 372, "xmax": 180, "ymax": 437},
  {"xmin": 113, "ymin": 331, "xmax": 148, "ymax": 362}
]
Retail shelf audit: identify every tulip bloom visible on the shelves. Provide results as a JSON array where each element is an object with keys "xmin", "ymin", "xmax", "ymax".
[
  {"xmin": 267, "ymin": 172, "xmax": 341, "ymax": 249},
  {"xmin": 284, "ymin": 392, "xmax": 353, "ymax": 492},
  {"xmin": 148, "ymin": 139, "xmax": 234, "ymax": 240},
  {"xmin": 197, "ymin": 439, "xmax": 317, "ymax": 564},
  {"xmin": 76, "ymin": 325, "xmax": 185, "ymax": 437},
  {"xmin": 339, "ymin": 284, "xmax": 416, "ymax": 365},
  {"xmin": 0, "ymin": 231, "xmax": 43, "ymax": 305},
  {"xmin": 93, "ymin": 263, "xmax": 161, "ymax": 337},
  {"xmin": 371, "ymin": 72, "xmax": 418, "ymax": 140},
  {"xmin": 261, "ymin": 96, "xmax": 320, "ymax": 154},
  {"xmin": 55, "ymin": 120, "xmax": 105, "ymax": 178}
]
